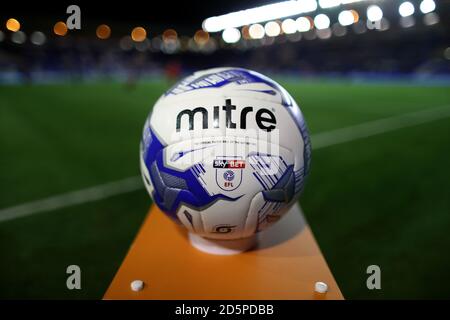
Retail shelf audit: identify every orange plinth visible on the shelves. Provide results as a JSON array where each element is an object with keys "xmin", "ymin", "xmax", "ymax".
[{"xmin": 104, "ymin": 204, "xmax": 344, "ymax": 300}]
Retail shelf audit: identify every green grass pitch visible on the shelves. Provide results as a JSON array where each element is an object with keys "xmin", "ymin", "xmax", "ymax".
[{"xmin": 0, "ymin": 79, "xmax": 449, "ymax": 299}]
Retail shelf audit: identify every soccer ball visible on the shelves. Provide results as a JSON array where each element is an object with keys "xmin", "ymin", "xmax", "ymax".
[{"xmin": 140, "ymin": 67, "xmax": 311, "ymax": 240}]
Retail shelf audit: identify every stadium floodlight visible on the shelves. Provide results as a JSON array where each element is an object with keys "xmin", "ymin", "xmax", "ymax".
[
  {"xmin": 131, "ymin": 27, "xmax": 147, "ymax": 42},
  {"xmin": 11, "ymin": 31, "xmax": 26, "ymax": 44},
  {"xmin": 316, "ymin": 28, "xmax": 332, "ymax": 39},
  {"xmin": 399, "ymin": 16, "xmax": 415, "ymax": 28},
  {"xmin": 6, "ymin": 18, "xmax": 21, "ymax": 32},
  {"xmin": 332, "ymin": 23, "xmax": 347, "ymax": 36},
  {"xmin": 423, "ymin": 12, "xmax": 439, "ymax": 25},
  {"xmin": 30, "ymin": 31, "xmax": 46, "ymax": 45},
  {"xmin": 444, "ymin": 47, "xmax": 450, "ymax": 60},
  {"xmin": 296, "ymin": 17, "xmax": 312, "ymax": 32},
  {"xmin": 202, "ymin": 0, "xmax": 318, "ymax": 32},
  {"xmin": 53, "ymin": 22, "xmax": 68, "ymax": 36},
  {"xmin": 281, "ymin": 18, "xmax": 297, "ymax": 34},
  {"xmin": 222, "ymin": 28, "xmax": 241, "ymax": 43},
  {"xmin": 249, "ymin": 24, "xmax": 265, "ymax": 39},
  {"xmin": 338, "ymin": 10, "xmax": 355, "ymax": 26},
  {"xmin": 399, "ymin": 2, "xmax": 415, "ymax": 17},
  {"xmin": 96, "ymin": 24, "xmax": 111, "ymax": 40},
  {"xmin": 119, "ymin": 36, "xmax": 133, "ymax": 51},
  {"xmin": 194, "ymin": 30, "xmax": 210, "ymax": 45},
  {"xmin": 163, "ymin": 29, "xmax": 178, "ymax": 42},
  {"xmin": 367, "ymin": 5, "xmax": 383, "ymax": 21},
  {"xmin": 314, "ymin": 14, "xmax": 331, "ymax": 30},
  {"xmin": 420, "ymin": 0, "xmax": 436, "ymax": 14},
  {"xmin": 264, "ymin": 21, "xmax": 281, "ymax": 37},
  {"xmin": 319, "ymin": 0, "xmax": 367, "ymax": 7}
]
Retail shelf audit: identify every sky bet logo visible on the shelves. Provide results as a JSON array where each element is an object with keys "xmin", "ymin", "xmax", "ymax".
[
  {"xmin": 213, "ymin": 159, "xmax": 246, "ymax": 169},
  {"xmin": 176, "ymin": 99, "xmax": 276, "ymax": 132}
]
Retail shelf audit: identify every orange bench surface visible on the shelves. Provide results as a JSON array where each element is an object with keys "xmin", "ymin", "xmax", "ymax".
[{"xmin": 104, "ymin": 204, "xmax": 344, "ymax": 300}]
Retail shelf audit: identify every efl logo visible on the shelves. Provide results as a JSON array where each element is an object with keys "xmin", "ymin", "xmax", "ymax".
[
  {"xmin": 214, "ymin": 157, "xmax": 244, "ymax": 191},
  {"xmin": 213, "ymin": 159, "xmax": 246, "ymax": 169}
]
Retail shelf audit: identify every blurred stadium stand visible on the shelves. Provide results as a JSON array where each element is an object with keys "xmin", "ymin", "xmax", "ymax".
[{"xmin": 0, "ymin": 0, "xmax": 449, "ymax": 84}]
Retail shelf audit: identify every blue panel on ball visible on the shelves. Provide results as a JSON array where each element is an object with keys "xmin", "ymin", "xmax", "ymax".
[{"xmin": 142, "ymin": 127, "xmax": 239, "ymax": 220}]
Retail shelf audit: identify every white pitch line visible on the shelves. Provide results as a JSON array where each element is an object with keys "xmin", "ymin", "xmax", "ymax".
[
  {"xmin": 0, "ymin": 103, "xmax": 450, "ymax": 223},
  {"xmin": 0, "ymin": 176, "xmax": 143, "ymax": 223},
  {"xmin": 312, "ymin": 104, "xmax": 450, "ymax": 149}
]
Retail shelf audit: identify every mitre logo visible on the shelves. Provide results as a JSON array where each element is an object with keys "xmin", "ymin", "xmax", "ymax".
[{"xmin": 176, "ymin": 99, "xmax": 277, "ymax": 132}]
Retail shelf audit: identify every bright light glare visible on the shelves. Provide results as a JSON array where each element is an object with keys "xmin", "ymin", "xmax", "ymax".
[
  {"xmin": 399, "ymin": 2, "xmax": 415, "ymax": 17},
  {"xmin": 222, "ymin": 28, "xmax": 241, "ymax": 43},
  {"xmin": 264, "ymin": 21, "xmax": 281, "ymax": 37},
  {"xmin": 281, "ymin": 18, "xmax": 297, "ymax": 34},
  {"xmin": 249, "ymin": 24, "xmax": 265, "ymax": 39},
  {"xmin": 296, "ymin": 17, "xmax": 312, "ymax": 32},
  {"xmin": 6, "ymin": 18, "xmax": 20, "ymax": 32},
  {"xmin": 338, "ymin": 10, "xmax": 354, "ymax": 26},
  {"xmin": 319, "ymin": 0, "xmax": 340, "ymax": 8},
  {"xmin": 194, "ymin": 30, "xmax": 210, "ymax": 45},
  {"xmin": 202, "ymin": 0, "xmax": 318, "ymax": 32},
  {"xmin": 367, "ymin": 5, "xmax": 383, "ymax": 21},
  {"xmin": 420, "ymin": 0, "xmax": 436, "ymax": 14},
  {"xmin": 319, "ymin": 0, "xmax": 366, "ymax": 7},
  {"xmin": 54, "ymin": 22, "xmax": 68, "ymax": 36},
  {"xmin": 314, "ymin": 14, "xmax": 330, "ymax": 30},
  {"xmin": 341, "ymin": 0, "xmax": 364, "ymax": 3},
  {"xmin": 96, "ymin": 24, "xmax": 111, "ymax": 40},
  {"xmin": 351, "ymin": 10, "xmax": 360, "ymax": 23},
  {"xmin": 131, "ymin": 27, "xmax": 147, "ymax": 42}
]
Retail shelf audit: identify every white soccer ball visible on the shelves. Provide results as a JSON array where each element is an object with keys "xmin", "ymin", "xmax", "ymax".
[{"xmin": 140, "ymin": 67, "xmax": 311, "ymax": 240}]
